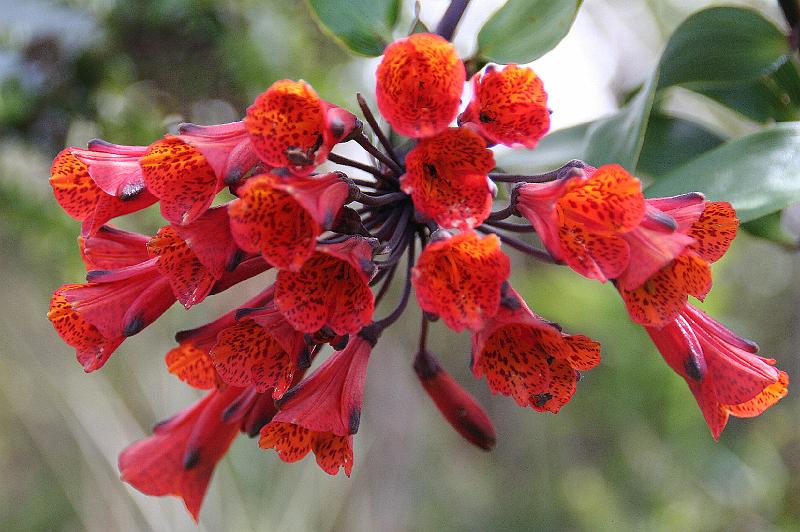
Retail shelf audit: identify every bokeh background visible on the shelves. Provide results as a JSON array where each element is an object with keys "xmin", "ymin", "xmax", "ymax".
[{"xmin": 1, "ymin": 0, "xmax": 799, "ymax": 530}]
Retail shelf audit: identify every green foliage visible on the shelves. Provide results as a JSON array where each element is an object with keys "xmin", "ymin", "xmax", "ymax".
[
  {"xmin": 646, "ymin": 123, "xmax": 800, "ymax": 223},
  {"xmin": 476, "ymin": 0, "xmax": 582, "ymax": 64},
  {"xmin": 582, "ymin": 74, "xmax": 658, "ymax": 170},
  {"xmin": 306, "ymin": 0, "xmax": 401, "ymax": 56},
  {"xmin": 656, "ymin": 7, "xmax": 789, "ymax": 88},
  {"xmin": 637, "ymin": 115, "xmax": 726, "ymax": 178},
  {"xmin": 696, "ymin": 58, "xmax": 800, "ymax": 123}
]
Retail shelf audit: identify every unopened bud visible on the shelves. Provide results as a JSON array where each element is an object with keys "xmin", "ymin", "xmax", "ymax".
[{"xmin": 413, "ymin": 349, "xmax": 496, "ymax": 451}]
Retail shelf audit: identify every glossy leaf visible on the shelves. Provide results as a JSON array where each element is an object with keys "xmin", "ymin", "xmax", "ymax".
[
  {"xmin": 477, "ymin": 0, "xmax": 582, "ymax": 64},
  {"xmin": 306, "ymin": 0, "xmax": 401, "ymax": 56},
  {"xmin": 695, "ymin": 58, "xmax": 800, "ymax": 123},
  {"xmin": 740, "ymin": 211, "xmax": 799, "ymax": 248},
  {"xmin": 582, "ymin": 74, "xmax": 658, "ymax": 171},
  {"xmin": 657, "ymin": 7, "xmax": 789, "ymax": 89},
  {"xmin": 646, "ymin": 124, "xmax": 800, "ymax": 223},
  {"xmin": 637, "ymin": 115, "xmax": 726, "ymax": 179}
]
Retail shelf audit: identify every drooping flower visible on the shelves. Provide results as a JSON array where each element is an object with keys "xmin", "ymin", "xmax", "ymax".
[
  {"xmin": 119, "ymin": 386, "xmax": 247, "ymax": 521},
  {"xmin": 259, "ymin": 334, "xmax": 373, "ymax": 476},
  {"xmin": 515, "ymin": 164, "xmax": 646, "ymax": 282},
  {"xmin": 646, "ymin": 304, "xmax": 788, "ymax": 439},
  {"xmin": 147, "ymin": 205, "xmax": 242, "ymax": 308},
  {"xmin": 459, "ymin": 64, "xmax": 551, "ymax": 148},
  {"xmin": 166, "ymin": 287, "xmax": 276, "ymax": 390},
  {"xmin": 228, "ymin": 172, "xmax": 350, "ymax": 271},
  {"xmin": 413, "ymin": 348, "xmax": 496, "ymax": 450},
  {"xmin": 51, "ymin": 147, "xmax": 157, "ymax": 235},
  {"xmin": 48, "ymin": 258, "xmax": 176, "ymax": 371},
  {"xmin": 619, "ymin": 195, "xmax": 738, "ymax": 326},
  {"xmin": 471, "ymin": 285, "xmax": 601, "ymax": 413},
  {"xmin": 412, "ymin": 230, "xmax": 510, "ymax": 332},
  {"xmin": 210, "ymin": 297, "xmax": 309, "ymax": 398},
  {"xmin": 274, "ymin": 237, "xmax": 376, "ymax": 335},
  {"xmin": 244, "ymin": 79, "xmax": 358, "ymax": 175},
  {"xmin": 375, "ymin": 33, "xmax": 466, "ymax": 138},
  {"xmin": 401, "ymin": 127, "xmax": 495, "ymax": 229}
]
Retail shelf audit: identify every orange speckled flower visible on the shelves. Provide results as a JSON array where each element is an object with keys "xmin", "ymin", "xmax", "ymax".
[
  {"xmin": 412, "ymin": 231, "xmax": 510, "ymax": 332},
  {"xmin": 228, "ymin": 172, "xmax": 350, "ymax": 271},
  {"xmin": 166, "ymin": 288, "xmax": 276, "ymax": 390},
  {"xmin": 48, "ymin": 259, "xmax": 176, "ymax": 372},
  {"xmin": 244, "ymin": 80, "xmax": 357, "ymax": 175},
  {"xmin": 619, "ymin": 194, "xmax": 738, "ymax": 327},
  {"xmin": 210, "ymin": 297, "xmax": 308, "ymax": 399},
  {"xmin": 401, "ymin": 127, "xmax": 495, "ymax": 229},
  {"xmin": 139, "ymin": 137, "xmax": 223, "ymax": 226},
  {"xmin": 376, "ymin": 33, "xmax": 466, "ymax": 138},
  {"xmin": 44, "ymin": 17, "xmax": 792, "ymax": 521},
  {"xmin": 275, "ymin": 237, "xmax": 376, "ymax": 335},
  {"xmin": 516, "ymin": 164, "xmax": 646, "ymax": 282},
  {"xmin": 147, "ymin": 206, "xmax": 241, "ymax": 308},
  {"xmin": 51, "ymin": 147, "xmax": 157, "ymax": 236},
  {"xmin": 647, "ymin": 304, "xmax": 788, "ymax": 440},
  {"xmin": 259, "ymin": 335, "xmax": 372, "ymax": 476},
  {"xmin": 471, "ymin": 286, "xmax": 600, "ymax": 413},
  {"xmin": 459, "ymin": 64, "xmax": 551, "ymax": 148}
]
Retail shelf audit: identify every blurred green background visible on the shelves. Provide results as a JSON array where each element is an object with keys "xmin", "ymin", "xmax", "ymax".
[{"xmin": 1, "ymin": 0, "xmax": 798, "ymax": 530}]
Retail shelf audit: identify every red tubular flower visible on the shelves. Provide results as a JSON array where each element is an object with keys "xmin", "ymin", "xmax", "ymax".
[
  {"xmin": 515, "ymin": 164, "xmax": 646, "ymax": 282},
  {"xmin": 646, "ymin": 304, "xmax": 788, "ymax": 440},
  {"xmin": 471, "ymin": 286, "xmax": 601, "ymax": 413},
  {"xmin": 48, "ymin": 258, "xmax": 176, "ymax": 371},
  {"xmin": 228, "ymin": 172, "xmax": 350, "ymax": 271},
  {"xmin": 401, "ymin": 127, "xmax": 495, "ymax": 229},
  {"xmin": 176, "ymin": 120, "xmax": 262, "ymax": 185},
  {"xmin": 259, "ymin": 335, "xmax": 373, "ymax": 476},
  {"xmin": 146, "ymin": 206, "xmax": 241, "ymax": 308},
  {"xmin": 244, "ymin": 80, "xmax": 358, "ymax": 175},
  {"xmin": 459, "ymin": 64, "xmax": 551, "ymax": 148},
  {"xmin": 51, "ymin": 147, "xmax": 157, "ymax": 236},
  {"xmin": 139, "ymin": 136, "xmax": 222, "ymax": 226},
  {"xmin": 275, "ymin": 237, "xmax": 376, "ymax": 335},
  {"xmin": 119, "ymin": 385, "xmax": 245, "ymax": 521},
  {"xmin": 166, "ymin": 287, "xmax": 275, "ymax": 389},
  {"xmin": 210, "ymin": 298, "xmax": 309, "ymax": 399},
  {"xmin": 79, "ymin": 225, "xmax": 150, "ymax": 270},
  {"xmin": 412, "ymin": 231, "xmax": 510, "ymax": 332},
  {"xmin": 376, "ymin": 33, "xmax": 466, "ymax": 138},
  {"xmin": 619, "ymin": 195, "xmax": 739, "ymax": 326},
  {"xmin": 413, "ymin": 349, "xmax": 496, "ymax": 450},
  {"xmin": 612, "ymin": 203, "xmax": 694, "ymax": 291}
]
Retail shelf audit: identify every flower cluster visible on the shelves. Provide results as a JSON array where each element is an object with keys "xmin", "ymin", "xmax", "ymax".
[{"xmin": 48, "ymin": 30, "xmax": 787, "ymax": 521}]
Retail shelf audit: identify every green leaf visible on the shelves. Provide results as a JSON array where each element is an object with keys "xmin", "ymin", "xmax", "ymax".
[
  {"xmin": 477, "ymin": 0, "xmax": 582, "ymax": 64},
  {"xmin": 657, "ymin": 7, "xmax": 789, "ymax": 89},
  {"xmin": 582, "ymin": 74, "xmax": 658, "ymax": 171},
  {"xmin": 637, "ymin": 115, "xmax": 726, "ymax": 178},
  {"xmin": 493, "ymin": 122, "xmax": 590, "ymax": 175},
  {"xmin": 306, "ymin": 0, "xmax": 400, "ymax": 57},
  {"xmin": 740, "ymin": 211, "xmax": 799, "ymax": 248},
  {"xmin": 693, "ymin": 58, "xmax": 800, "ymax": 123},
  {"xmin": 645, "ymin": 124, "xmax": 800, "ymax": 223}
]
